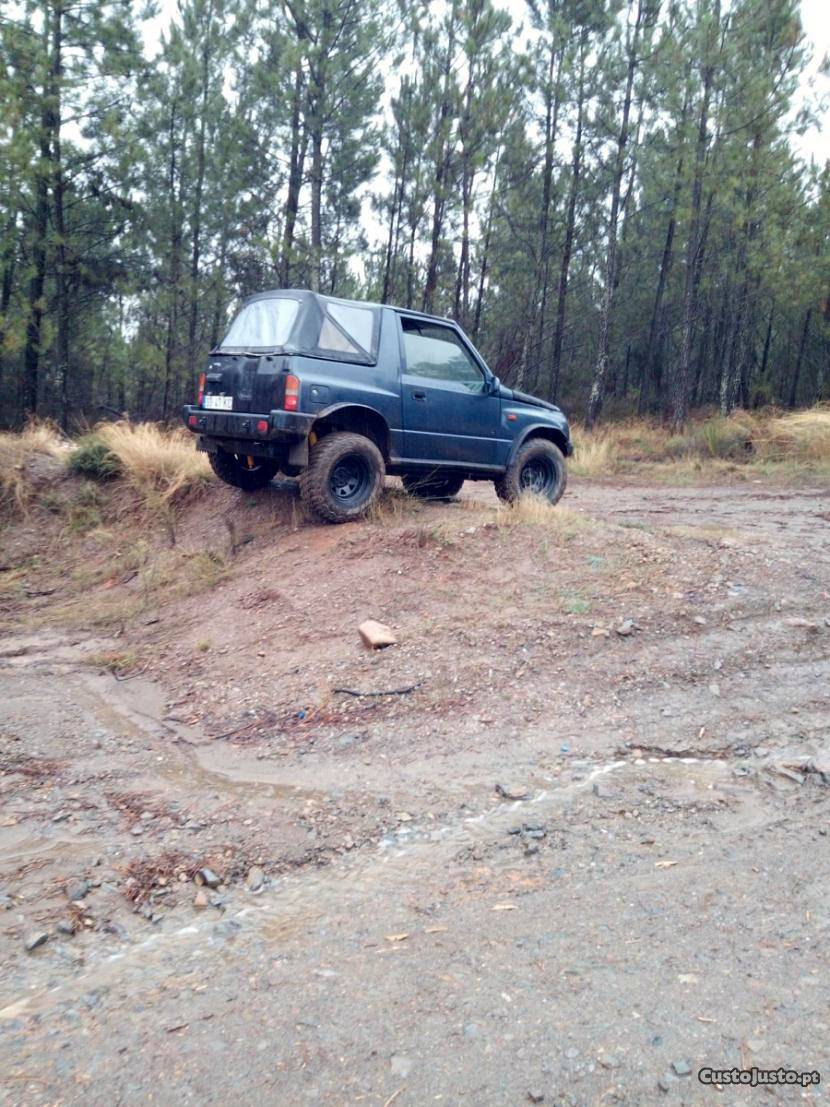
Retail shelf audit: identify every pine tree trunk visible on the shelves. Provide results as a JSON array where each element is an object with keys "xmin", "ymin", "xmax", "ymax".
[
  {"xmin": 639, "ymin": 135, "xmax": 684, "ymax": 415},
  {"xmin": 530, "ymin": 40, "xmax": 562, "ymax": 388},
  {"xmin": 672, "ymin": 2, "xmax": 717, "ymax": 431},
  {"xmin": 586, "ymin": 0, "xmax": 643, "ymax": 429},
  {"xmin": 280, "ymin": 63, "xmax": 307, "ymax": 288},
  {"xmin": 23, "ymin": 16, "xmax": 53, "ymax": 417},
  {"xmin": 788, "ymin": 308, "xmax": 812, "ymax": 408},
  {"xmin": 187, "ymin": 0, "xmax": 214, "ymax": 383},
  {"xmin": 423, "ymin": 6, "xmax": 457, "ymax": 314},
  {"xmin": 550, "ymin": 30, "xmax": 586, "ymax": 402}
]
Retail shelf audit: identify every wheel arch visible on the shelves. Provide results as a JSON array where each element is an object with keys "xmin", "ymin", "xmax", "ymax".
[
  {"xmin": 311, "ymin": 404, "xmax": 391, "ymax": 461},
  {"xmin": 508, "ymin": 424, "xmax": 570, "ymax": 465}
]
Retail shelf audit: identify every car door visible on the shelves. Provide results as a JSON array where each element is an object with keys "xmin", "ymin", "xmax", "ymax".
[{"xmin": 399, "ymin": 316, "xmax": 501, "ymax": 465}]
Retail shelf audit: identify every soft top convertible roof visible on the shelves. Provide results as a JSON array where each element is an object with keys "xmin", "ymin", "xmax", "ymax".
[{"xmin": 218, "ymin": 289, "xmax": 382, "ymax": 365}]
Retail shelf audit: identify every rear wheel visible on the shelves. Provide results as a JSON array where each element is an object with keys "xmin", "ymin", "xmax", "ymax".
[
  {"xmin": 494, "ymin": 438, "xmax": 567, "ymax": 505},
  {"xmin": 209, "ymin": 449, "xmax": 279, "ymax": 491},
  {"xmin": 401, "ymin": 471, "xmax": 465, "ymax": 499},
  {"xmin": 300, "ymin": 431, "xmax": 385, "ymax": 523}
]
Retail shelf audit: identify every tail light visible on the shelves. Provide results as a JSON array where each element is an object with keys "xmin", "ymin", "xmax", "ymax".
[
  {"xmin": 197, "ymin": 372, "xmax": 206, "ymax": 406},
  {"xmin": 284, "ymin": 374, "xmax": 300, "ymax": 412}
]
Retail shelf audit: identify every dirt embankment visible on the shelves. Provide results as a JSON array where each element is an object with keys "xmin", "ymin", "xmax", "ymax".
[{"xmin": 1, "ymin": 472, "xmax": 829, "ymax": 1105}]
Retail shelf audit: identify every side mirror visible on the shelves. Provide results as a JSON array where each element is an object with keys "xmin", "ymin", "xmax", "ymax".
[{"xmin": 488, "ymin": 375, "xmax": 501, "ymax": 395}]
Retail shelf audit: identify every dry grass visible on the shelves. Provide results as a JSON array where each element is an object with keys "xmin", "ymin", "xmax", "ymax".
[
  {"xmin": 572, "ymin": 405, "xmax": 830, "ymax": 478},
  {"xmin": 0, "ymin": 421, "xmax": 68, "ymax": 515},
  {"xmin": 570, "ymin": 433, "xmax": 618, "ymax": 477},
  {"xmin": 759, "ymin": 409, "xmax": 830, "ymax": 463},
  {"xmin": 93, "ymin": 421, "xmax": 212, "ymax": 504},
  {"xmin": 496, "ymin": 494, "xmax": 589, "ymax": 539}
]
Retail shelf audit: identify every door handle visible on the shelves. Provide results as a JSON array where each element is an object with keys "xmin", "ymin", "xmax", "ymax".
[{"xmin": 412, "ymin": 390, "xmax": 427, "ymax": 401}]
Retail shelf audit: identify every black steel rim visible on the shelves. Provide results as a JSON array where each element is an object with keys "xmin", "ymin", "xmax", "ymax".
[
  {"xmin": 519, "ymin": 456, "xmax": 556, "ymax": 495},
  {"xmin": 330, "ymin": 454, "xmax": 371, "ymax": 503}
]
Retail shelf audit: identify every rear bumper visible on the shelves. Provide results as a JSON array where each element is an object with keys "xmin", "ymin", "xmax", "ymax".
[{"xmin": 181, "ymin": 406, "xmax": 315, "ymax": 440}]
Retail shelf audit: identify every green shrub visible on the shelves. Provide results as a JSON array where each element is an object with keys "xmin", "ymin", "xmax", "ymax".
[{"xmin": 67, "ymin": 435, "xmax": 121, "ymax": 480}]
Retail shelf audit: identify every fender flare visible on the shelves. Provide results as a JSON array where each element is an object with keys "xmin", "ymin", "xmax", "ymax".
[{"xmin": 507, "ymin": 422, "xmax": 572, "ymax": 466}]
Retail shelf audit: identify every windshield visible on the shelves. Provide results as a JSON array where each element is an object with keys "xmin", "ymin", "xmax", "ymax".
[{"xmin": 220, "ymin": 297, "xmax": 300, "ymax": 349}]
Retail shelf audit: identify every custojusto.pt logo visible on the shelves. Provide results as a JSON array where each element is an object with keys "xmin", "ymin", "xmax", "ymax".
[{"xmin": 699, "ymin": 1067, "xmax": 821, "ymax": 1089}]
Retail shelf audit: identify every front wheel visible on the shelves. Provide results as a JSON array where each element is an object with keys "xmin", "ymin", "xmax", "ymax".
[
  {"xmin": 494, "ymin": 439, "xmax": 567, "ymax": 505},
  {"xmin": 209, "ymin": 449, "xmax": 279, "ymax": 491},
  {"xmin": 401, "ymin": 471, "xmax": 465, "ymax": 499},
  {"xmin": 299, "ymin": 431, "xmax": 385, "ymax": 523}
]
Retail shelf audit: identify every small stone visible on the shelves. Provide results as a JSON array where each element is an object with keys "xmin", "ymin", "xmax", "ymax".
[
  {"xmin": 616, "ymin": 619, "xmax": 635, "ymax": 636},
  {"xmin": 130, "ymin": 825, "xmax": 143, "ymax": 836},
  {"xmin": 495, "ymin": 783, "xmax": 530, "ymax": 801},
  {"xmin": 591, "ymin": 626, "xmax": 610, "ymax": 638},
  {"xmin": 195, "ymin": 868, "xmax": 221, "ymax": 889},
  {"xmin": 692, "ymin": 615, "xmax": 707, "ymax": 625},
  {"xmin": 708, "ymin": 683, "xmax": 721, "ymax": 697},
  {"xmin": 52, "ymin": 811, "xmax": 70, "ymax": 823},
  {"xmin": 390, "ymin": 1055, "xmax": 413, "ymax": 1078},
  {"xmin": 397, "ymin": 812, "xmax": 413, "ymax": 822},
  {"xmin": 25, "ymin": 932, "xmax": 49, "ymax": 952},
  {"xmin": 463, "ymin": 1022, "xmax": 481, "ymax": 1039},
  {"xmin": 193, "ymin": 889, "xmax": 210, "ymax": 909},
  {"xmin": 57, "ymin": 920, "xmax": 75, "ymax": 936},
  {"xmin": 658, "ymin": 1072, "xmax": 674, "ymax": 1092},
  {"xmin": 527, "ymin": 1092, "xmax": 545, "ymax": 1104},
  {"xmin": 245, "ymin": 866, "xmax": 264, "ymax": 892},
  {"xmin": 65, "ymin": 879, "xmax": 89, "ymax": 903},
  {"xmin": 592, "ymin": 782, "xmax": 616, "ymax": 800},
  {"xmin": 672, "ymin": 1060, "xmax": 692, "ymax": 1077},
  {"xmin": 358, "ymin": 620, "xmax": 397, "ymax": 649}
]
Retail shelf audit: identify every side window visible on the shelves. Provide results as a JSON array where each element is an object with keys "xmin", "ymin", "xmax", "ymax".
[
  {"xmin": 317, "ymin": 300, "xmax": 376, "ymax": 357},
  {"xmin": 401, "ymin": 320, "xmax": 485, "ymax": 392}
]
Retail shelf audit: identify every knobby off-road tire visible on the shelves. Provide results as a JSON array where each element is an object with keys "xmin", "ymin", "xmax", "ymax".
[
  {"xmin": 300, "ymin": 431, "xmax": 385, "ymax": 524},
  {"xmin": 494, "ymin": 438, "xmax": 567, "ymax": 505},
  {"xmin": 209, "ymin": 449, "xmax": 279, "ymax": 491},
  {"xmin": 401, "ymin": 471, "xmax": 465, "ymax": 499}
]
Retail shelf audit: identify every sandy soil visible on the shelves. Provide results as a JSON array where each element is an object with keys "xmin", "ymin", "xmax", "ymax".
[{"xmin": 0, "ymin": 476, "xmax": 829, "ymax": 1105}]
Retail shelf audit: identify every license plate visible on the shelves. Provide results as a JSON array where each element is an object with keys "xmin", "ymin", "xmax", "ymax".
[{"xmin": 204, "ymin": 394, "xmax": 233, "ymax": 411}]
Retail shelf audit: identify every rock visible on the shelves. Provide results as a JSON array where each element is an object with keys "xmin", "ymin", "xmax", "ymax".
[
  {"xmin": 0, "ymin": 894, "xmax": 14, "ymax": 909},
  {"xmin": 25, "ymin": 931, "xmax": 49, "ymax": 952},
  {"xmin": 358, "ymin": 620, "xmax": 397, "ymax": 649},
  {"xmin": 784, "ymin": 617, "xmax": 818, "ymax": 630},
  {"xmin": 57, "ymin": 920, "xmax": 75, "ymax": 936},
  {"xmin": 195, "ymin": 867, "xmax": 221, "ymax": 889},
  {"xmin": 213, "ymin": 919, "xmax": 241, "ymax": 939},
  {"xmin": 616, "ymin": 619, "xmax": 635, "ymax": 636},
  {"xmin": 692, "ymin": 615, "xmax": 707, "ymax": 625},
  {"xmin": 672, "ymin": 1060, "xmax": 692, "ymax": 1077},
  {"xmin": 495, "ymin": 783, "xmax": 530, "ymax": 801},
  {"xmin": 708, "ymin": 683, "xmax": 721, "ymax": 697},
  {"xmin": 65, "ymin": 879, "xmax": 89, "ymax": 903},
  {"xmin": 527, "ymin": 1092, "xmax": 545, "ymax": 1104},
  {"xmin": 130, "ymin": 825, "xmax": 143, "ymax": 836},
  {"xmin": 592, "ymin": 781, "xmax": 616, "ymax": 800},
  {"xmin": 591, "ymin": 626, "xmax": 610, "ymax": 638},
  {"xmin": 658, "ymin": 1072, "xmax": 674, "ymax": 1093},
  {"xmin": 463, "ymin": 1023, "xmax": 481, "ymax": 1039},
  {"xmin": 52, "ymin": 811, "xmax": 71, "ymax": 823},
  {"xmin": 772, "ymin": 765, "xmax": 804, "ymax": 785},
  {"xmin": 390, "ymin": 1055, "xmax": 413, "ymax": 1078},
  {"xmin": 245, "ymin": 866, "xmax": 264, "ymax": 892},
  {"xmin": 193, "ymin": 889, "xmax": 210, "ymax": 909}
]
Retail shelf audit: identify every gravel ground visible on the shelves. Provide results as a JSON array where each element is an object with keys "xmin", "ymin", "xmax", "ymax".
[{"xmin": 0, "ymin": 477, "xmax": 828, "ymax": 1106}]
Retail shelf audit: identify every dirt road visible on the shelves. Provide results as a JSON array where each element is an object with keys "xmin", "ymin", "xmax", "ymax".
[{"xmin": 1, "ymin": 478, "xmax": 829, "ymax": 1105}]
